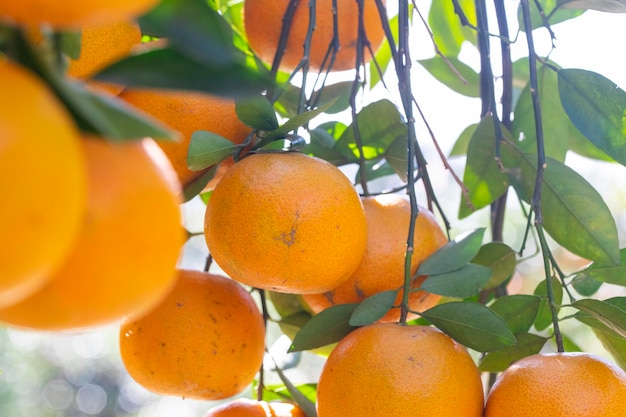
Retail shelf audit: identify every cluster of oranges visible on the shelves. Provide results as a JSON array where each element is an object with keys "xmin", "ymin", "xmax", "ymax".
[{"xmin": 2, "ymin": 1, "xmax": 626, "ymax": 417}]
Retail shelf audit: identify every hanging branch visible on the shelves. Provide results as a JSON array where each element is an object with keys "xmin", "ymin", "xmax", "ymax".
[{"xmin": 520, "ymin": 0, "xmax": 564, "ymax": 353}]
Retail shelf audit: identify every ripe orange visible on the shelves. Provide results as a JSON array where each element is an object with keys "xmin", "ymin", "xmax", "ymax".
[
  {"xmin": 0, "ymin": 137, "xmax": 184, "ymax": 330},
  {"xmin": 68, "ymin": 21, "xmax": 142, "ymax": 94},
  {"xmin": 484, "ymin": 352, "xmax": 626, "ymax": 417},
  {"xmin": 119, "ymin": 270, "xmax": 266, "ymax": 400},
  {"xmin": 0, "ymin": 0, "xmax": 158, "ymax": 28},
  {"xmin": 0, "ymin": 58, "xmax": 86, "ymax": 308},
  {"xmin": 119, "ymin": 88, "xmax": 250, "ymax": 190},
  {"xmin": 243, "ymin": 0, "xmax": 386, "ymax": 72},
  {"xmin": 316, "ymin": 323, "xmax": 484, "ymax": 417},
  {"xmin": 302, "ymin": 195, "xmax": 447, "ymax": 322},
  {"xmin": 203, "ymin": 398, "xmax": 306, "ymax": 417},
  {"xmin": 204, "ymin": 152, "xmax": 367, "ymax": 294}
]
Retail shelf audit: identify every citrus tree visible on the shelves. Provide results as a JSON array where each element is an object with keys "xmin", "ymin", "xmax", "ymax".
[{"xmin": 1, "ymin": 0, "xmax": 626, "ymax": 415}]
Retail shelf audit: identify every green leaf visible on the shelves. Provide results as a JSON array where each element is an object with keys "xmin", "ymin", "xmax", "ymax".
[
  {"xmin": 384, "ymin": 135, "xmax": 409, "ymax": 182},
  {"xmin": 268, "ymin": 291, "xmax": 308, "ymax": 319},
  {"xmin": 449, "ymin": 123, "xmax": 477, "ymax": 157},
  {"xmin": 419, "ymin": 264, "xmax": 492, "ymax": 298},
  {"xmin": 421, "ymin": 302, "xmax": 516, "ymax": 352},
  {"xmin": 64, "ymin": 82, "xmax": 175, "ymax": 140},
  {"xmin": 96, "ymin": 47, "xmax": 272, "ymax": 99},
  {"xmin": 459, "ymin": 116, "xmax": 510, "ymax": 218},
  {"xmin": 349, "ymin": 290, "xmax": 398, "ymax": 326},
  {"xmin": 334, "ymin": 99, "xmax": 407, "ymax": 162},
  {"xmin": 304, "ymin": 125, "xmax": 349, "ymax": 166},
  {"xmin": 575, "ymin": 297, "xmax": 626, "ymax": 368},
  {"xmin": 513, "ymin": 62, "xmax": 578, "ymax": 162},
  {"xmin": 473, "ymin": 242, "xmax": 517, "ymax": 290},
  {"xmin": 573, "ymin": 298, "xmax": 626, "ymax": 338},
  {"xmin": 479, "ymin": 333, "xmax": 548, "ymax": 372},
  {"xmin": 571, "ymin": 273, "xmax": 603, "ymax": 296},
  {"xmin": 518, "ymin": 0, "xmax": 585, "ymax": 31},
  {"xmin": 274, "ymin": 365, "xmax": 318, "ymax": 417},
  {"xmin": 369, "ymin": 13, "xmax": 397, "ymax": 88},
  {"xmin": 573, "ymin": 248, "xmax": 626, "ymax": 287},
  {"xmin": 183, "ymin": 165, "xmax": 218, "ymax": 202},
  {"xmin": 355, "ymin": 160, "xmax": 398, "ymax": 184},
  {"xmin": 533, "ymin": 277, "xmax": 563, "ymax": 331},
  {"xmin": 187, "ymin": 131, "xmax": 235, "ymax": 171},
  {"xmin": 289, "ymin": 304, "xmax": 359, "ymax": 352},
  {"xmin": 418, "ymin": 56, "xmax": 479, "ymax": 97},
  {"xmin": 489, "ymin": 295, "xmax": 541, "ymax": 334},
  {"xmin": 559, "ymin": 68, "xmax": 626, "ymax": 166},
  {"xmin": 558, "ymin": 0, "xmax": 626, "ymax": 12},
  {"xmin": 504, "ymin": 143, "xmax": 620, "ymax": 265},
  {"xmin": 261, "ymin": 101, "xmax": 335, "ymax": 145},
  {"xmin": 310, "ymin": 81, "xmax": 354, "ymax": 114},
  {"xmin": 418, "ymin": 228, "xmax": 485, "ymax": 276},
  {"xmin": 428, "ymin": 0, "xmax": 476, "ymax": 56},
  {"xmin": 236, "ymin": 95, "xmax": 278, "ymax": 131},
  {"xmin": 139, "ymin": 0, "xmax": 240, "ymax": 66}
]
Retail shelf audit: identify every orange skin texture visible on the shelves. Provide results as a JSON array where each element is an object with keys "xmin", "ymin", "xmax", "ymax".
[
  {"xmin": 204, "ymin": 398, "xmax": 306, "ymax": 417},
  {"xmin": 0, "ymin": 0, "xmax": 159, "ymax": 28},
  {"xmin": 484, "ymin": 352, "xmax": 626, "ymax": 417},
  {"xmin": 204, "ymin": 152, "xmax": 368, "ymax": 294},
  {"xmin": 303, "ymin": 195, "xmax": 447, "ymax": 322},
  {"xmin": 244, "ymin": 0, "xmax": 386, "ymax": 72},
  {"xmin": 119, "ymin": 89, "xmax": 250, "ymax": 188},
  {"xmin": 119, "ymin": 270, "xmax": 266, "ymax": 401},
  {"xmin": 0, "ymin": 137, "xmax": 184, "ymax": 330},
  {"xmin": 0, "ymin": 59, "xmax": 86, "ymax": 308},
  {"xmin": 316, "ymin": 323, "xmax": 484, "ymax": 417}
]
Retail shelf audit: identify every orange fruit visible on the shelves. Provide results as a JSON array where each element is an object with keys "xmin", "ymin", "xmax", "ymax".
[
  {"xmin": 203, "ymin": 398, "xmax": 306, "ymax": 417},
  {"xmin": 119, "ymin": 88, "xmax": 250, "ymax": 191},
  {"xmin": 0, "ymin": 137, "xmax": 184, "ymax": 330},
  {"xmin": 303, "ymin": 195, "xmax": 447, "ymax": 322},
  {"xmin": 204, "ymin": 152, "xmax": 367, "ymax": 294},
  {"xmin": 316, "ymin": 323, "xmax": 484, "ymax": 417},
  {"xmin": 0, "ymin": 58, "xmax": 86, "ymax": 308},
  {"xmin": 0, "ymin": 0, "xmax": 158, "ymax": 28},
  {"xmin": 67, "ymin": 21, "xmax": 142, "ymax": 95},
  {"xmin": 484, "ymin": 352, "xmax": 626, "ymax": 416},
  {"xmin": 243, "ymin": 0, "xmax": 386, "ymax": 72},
  {"xmin": 119, "ymin": 270, "xmax": 266, "ymax": 400}
]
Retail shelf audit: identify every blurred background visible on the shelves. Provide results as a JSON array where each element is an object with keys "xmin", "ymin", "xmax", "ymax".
[{"xmin": 2, "ymin": 3, "xmax": 626, "ymax": 416}]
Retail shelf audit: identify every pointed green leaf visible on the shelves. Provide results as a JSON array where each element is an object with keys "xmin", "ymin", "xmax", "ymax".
[
  {"xmin": 533, "ymin": 277, "xmax": 563, "ymax": 331},
  {"xmin": 421, "ymin": 302, "xmax": 516, "ymax": 352},
  {"xmin": 139, "ymin": 0, "xmax": 240, "ymax": 66},
  {"xmin": 449, "ymin": 123, "xmax": 478, "ymax": 157},
  {"xmin": 459, "ymin": 116, "xmax": 510, "ymax": 218},
  {"xmin": 334, "ymin": 99, "xmax": 407, "ymax": 162},
  {"xmin": 558, "ymin": 0, "xmax": 626, "ymax": 12},
  {"xmin": 559, "ymin": 69, "xmax": 626, "ymax": 166},
  {"xmin": 187, "ymin": 131, "xmax": 235, "ymax": 171},
  {"xmin": 96, "ymin": 48, "xmax": 272, "ymax": 99},
  {"xmin": 473, "ymin": 242, "xmax": 517, "ymax": 290},
  {"xmin": 418, "ymin": 228, "xmax": 485, "ymax": 276},
  {"xmin": 419, "ymin": 264, "xmax": 492, "ymax": 298},
  {"xmin": 369, "ymin": 13, "xmax": 397, "ymax": 88},
  {"xmin": 355, "ymin": 160, "xmax": 397, "ymax": 183},
  {"xmin": 274, "ymin": 365, "xmax": 318, "ymax": 417},
  {"xmin": 236, "ymin": 95, "xmax": 278, "ymax": 131},
  {"xmin": 518, "ymin": 1, "xmax": 585, "ymax": 31},
  {"xmin": 289, "ymin": 304, "xmax": 359, "ymax": 352},
  {"xmin": 574, "ymin": 248, "xmax": 626, "ymax": 287},
  {"xmin": 182, "ymin": 165, "xmax": 218, "ymax": 202},
  {"xmin": 490, "ymin": 295, "xmax": 541, "ymax": 334},
  {"xmin": 428, "ymin": 0, "xmax": 476, "ymax": 56},
  {"xmin": 479, "ymin": 333, "xmax": 548, "ymax": 372},
  {"xmin": 513, "ymin": 63, "xmax": 581, "ymax": 162},
  {"xmin": 418, "ymin": 56, "xmax": 479, "ymax": 97},
  {"xmin": 385, "ymin": 135, "xmax": 409, "ymax": 182},
  {"xmin": 571, "ymin": 272, "xmax": 603, "ymax": 296},
  {"xmin": 349, "ymin": 290, "xmax": 398, "ymax": 326},
  {"xmin": 592, "ymin": 328, "xmax": 626, "ymax": 370},
  {"xmin": 573, "ymin": 298, "xmax": 626, "ymax": 338},
  {"xmin": 509, "ymin": 147, "xmax": 620, "ymax": 265},
  {"xmin": 261, "ymin": 100, "xmax": 335, "ymax": 144}
]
